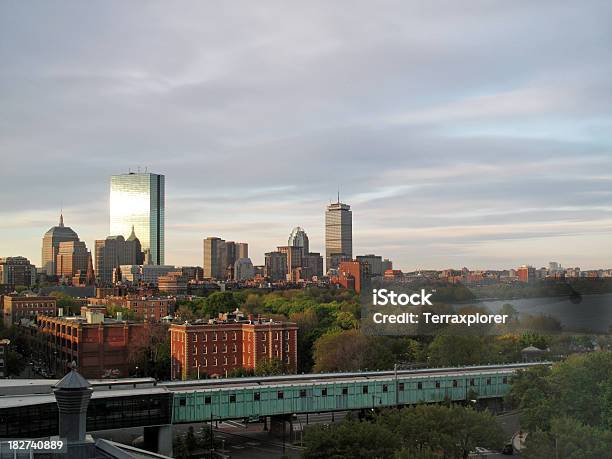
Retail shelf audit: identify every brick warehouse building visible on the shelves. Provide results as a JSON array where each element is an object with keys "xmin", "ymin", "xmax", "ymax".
[
  {"xmin": 170, "ymin": 314, "xmax": 298, "ymax": 380},
  {"xmin": 29, "ymin": 312, "xmax": 148, "ymax": 378}
]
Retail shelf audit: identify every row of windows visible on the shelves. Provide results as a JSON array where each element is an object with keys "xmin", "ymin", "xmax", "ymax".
[
  {"xmin": 178, "ymin": 377, "xmax": 510, "ymax": 405},
  {"xmin": 175, "ymin": 330, "xmax": 294, "ymax": 343}
]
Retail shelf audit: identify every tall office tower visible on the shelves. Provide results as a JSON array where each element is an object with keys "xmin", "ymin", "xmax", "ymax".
[
  {"xmin": 56, "ymin": 241, "xmax": 90, "ymax": 280},
  {"xmin": 0, "ymin": 256, "xmax": 36, "ymax": 286},
  {"xmin": 288, "ymin": 227, "xmax": 309, "ymax": 255},
  {"xmin": 264, "ymin": 251, "xmax": 288, "ymax": 281},
  {"xmin": 95, "ymin": 234, "xmax": 145, "ymax": 285},
  {"xmin": 203, "ymin": 237, "xmax": 226, "ymax": 279},
  {"xmin": 41, "ymin": 213, "xmax": 80, "ymax": 275},
  {"xmin": 110, "ymin": 172, "xmax": 165, "ymax": 265},
  {"xmin": 325, "ymin": 198, "xmax": 352, "ymax": 271},
  {"xmin": 235, "ymin": 243, "xmax": 249, "ymax": 260},
  {"xmin": 225, "ymin": 241, "xmax": 236, "ymax": 279}
]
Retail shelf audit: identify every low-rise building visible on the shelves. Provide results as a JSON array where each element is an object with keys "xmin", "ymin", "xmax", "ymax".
[
  {"xmin": 170, "ymin": 313, "xmax": 298, "ymax": 380},
  {"xmin": 2, "ymin": 295, "xmax": 57, "ymax": 326},
  {"xmin": 32, "ymin": 313, "xmax": 147, "ymax": 378}
]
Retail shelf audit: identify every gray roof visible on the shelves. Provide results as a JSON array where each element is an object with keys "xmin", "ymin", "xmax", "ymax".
[{"xmin": 54, "ymin": 364, "xmax": 91, "ymax": 390}]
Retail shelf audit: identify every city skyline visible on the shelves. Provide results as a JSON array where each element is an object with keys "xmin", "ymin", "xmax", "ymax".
[{"xmin": 1, "ymin": 2, "xmax": 612, "ymax": 270}]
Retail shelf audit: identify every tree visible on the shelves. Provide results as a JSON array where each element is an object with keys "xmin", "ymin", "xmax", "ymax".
[
  {"xmin": 303, "ymin": 417, "xmax": 400, "ymax": 459},
  {"xmin": 426, "ymin": 334, "xmax": 494, "ymax": 367},
  {"xmin": 203, "ymin": 292, "xmax": 239, "ymax": 317},
  {"xmin": 49, "ymin": 292, "xmax": 80, "ymax": 315},
  {"xmin": 312, "ymin": 329, "xmax": 395, "ymax": 372},
  {"xmin": 524, "ymin": 417, "xmax": 612, "ymax": 459},
  {"xmin": 255, "ymin": 358, "xmax": 288, "ymax": 376}
]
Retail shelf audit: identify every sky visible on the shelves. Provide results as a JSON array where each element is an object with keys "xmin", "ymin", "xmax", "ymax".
[{"xmin": 1, "ymin": 0, "xmax": 611, "ymax": 270}]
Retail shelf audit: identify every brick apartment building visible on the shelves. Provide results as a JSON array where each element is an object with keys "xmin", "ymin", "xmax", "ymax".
[
  {"xmin": 2, "ymin": 295, "xmax": 57, "ymax": 326},
  {"xmin": 31, "ymin": 309, "xmax": 147, "ymax": 379},
  {"xmin": 0, "ymin": 339, "xmax": 9, "ymax": 378},
  {"xmin": 334, "ymin": 260, "xmax": 369, "ymax": 293},
  {"xmin": 88, "ymin": 296, "xmax": 174, "ymax": 322},
  {"xmin": 170, "ymin": 312, "xmax": 298, "ymax": 380}
]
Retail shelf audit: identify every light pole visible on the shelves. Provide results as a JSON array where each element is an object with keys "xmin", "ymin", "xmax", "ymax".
[{"xmin": 394, "ymin": 363, "xmax": 399, "ymax": 407}]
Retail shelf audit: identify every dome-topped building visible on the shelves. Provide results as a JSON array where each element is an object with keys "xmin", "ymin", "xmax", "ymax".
[
  {"xmin": 41, "ymin": 213, "xmax": 80, "ymax": 275},
  {"xmin": 288, "ymin": 226, "xmax": 309, "ymax": 255}
]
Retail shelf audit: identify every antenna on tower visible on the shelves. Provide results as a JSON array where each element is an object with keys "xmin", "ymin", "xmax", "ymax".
[{"xmin": 337, "ymin": 185, "xmax": 340, "ymax": 203}]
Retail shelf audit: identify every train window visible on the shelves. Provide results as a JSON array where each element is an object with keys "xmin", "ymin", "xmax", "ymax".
[
  {"xmin": 299, "ymin": 389, "xmax": 306, "ymax": 398},
  {"xmin": 487, "ymin": 378, "xmax": 491, "ymax": 385},
  {"xmin": 382, "ymin": 384, "xmax": 388, "ymax": 393},
  {"xmin": 277, "ymin": 391, "xmax": 284, "ymax": 399},
  {"xmin": 435, "ymin": 381, "xmax": 440, "ymax": 389},
  {"xmin": 321, "ymin": 388, "xmax": 328, "ymax": 396},
  {"xmin": 503, "ymin": 377, "xmax": 508, "ymax": 384},
  {"xmin": 362, "ymin": 386, "xmax": 368, "ymax": 394},
  {"xmin": 229, "ymin": 394, "xmax": 236, "ymax": 403},
  {"xmin": 417, "ymin": 382, "xmax": 422, "ymax": 390},
  {"xmin": 179, "ymin": 398, "xmax": 186, "ymax": 406},
  {"xmin": 205, "ymin": 396, "xmax": 211, "ymax": 404},
  {"xmin": 453, "ymin": 380, "xmax": 458, "ymax": 387},
  {"xmin": 254, "ymin": 392, "xmax": 260, "ymax": 401},
  {"xmin": 470, "ymin": 379, "xmax": 475, "ymax": 386},
  {"xmin": 399, "ymin": 383, "xmax": 405, "ymax": 391},
  {"xmin": 342, "ymin": 387, "xmax": 348, "ymax": 395}
]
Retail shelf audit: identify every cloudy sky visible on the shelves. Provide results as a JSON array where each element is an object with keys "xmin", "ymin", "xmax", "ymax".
[{"xmin": 1, "ymin": 1, "xmax": 611, "ymax": 270}]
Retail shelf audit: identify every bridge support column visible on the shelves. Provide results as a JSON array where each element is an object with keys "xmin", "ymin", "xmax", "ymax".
[
  {"xmin": 269, "ymin": 414, "xmax": 294, "ymax": 441},
  {"xmin": 143, "ymin": 424, "xmax": 173, "ymax": 457}
]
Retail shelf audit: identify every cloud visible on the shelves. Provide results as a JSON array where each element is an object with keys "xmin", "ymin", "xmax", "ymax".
[{"xmin": 1, "ymin": 0, "xmax": 611, "ymax": 270}]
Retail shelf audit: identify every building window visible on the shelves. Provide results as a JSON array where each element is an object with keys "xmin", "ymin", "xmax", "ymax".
[
  {"xmin": 262, "ymin": 334, "xmax": 266, "ymax": 341},
  {"xmin": 223, "ymin": 333, "xmax": 227, "ymax": 341},
  {"xmin": 382, "ymin": 384, "xmax": 388, "ymax": 393},
  {"xmin": 277, "ymin": 391, "xmax": 284, "ymax": 399},
  {"xmin": 233, "ymin": 332, "xmax": 237, "ymax": 340},
  {"xmin": 342, "ymin": 387, "xmax": 348, "ymax": 395},
  {"xmin": 213, "ymin": 345, "xmax": 217, "ymax": 353},
  {"xmin": 213, "ymin": 333, "xmax": 217, "ymax": 341},
  {"xmin": 223, "ymin": 345, "xmax": 227, "ymax": 353},
  {"xmin": 203, "ymin": 358, "xmax": 207, "ymax": 366},
  {"xmin": 254, "ymin": 392, "xmax": 260, "ymax": 401},
  {"xmin": 223, "ymin": 357, "xmax": 228, "ymax": 365}
]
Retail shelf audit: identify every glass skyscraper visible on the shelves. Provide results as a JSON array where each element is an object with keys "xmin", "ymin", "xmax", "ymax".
[{"xmin": 110, "ymin": 172, "xmax": 165, "ymax": 265}]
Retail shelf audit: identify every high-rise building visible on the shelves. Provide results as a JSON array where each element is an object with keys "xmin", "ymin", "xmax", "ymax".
[
  {"xmin": 0, "ymin": 256, "xmax": 36, "ymax": 287},
  {"xmin": 288, "ymin": 227, "xmax": 309, "ymax": 254},
  {"xmin": 235, "ymin": 243, "xmax": 249, "ymax": 260},
  {"xmin": 56, "ymin": 241, "xmax": 90, "ymax": 280},
  {"xmin": 234, "ymin": 258, "xmax": 255, "ymax": 281},
  {"xmin": 110, "ymin": 172, "xmax": 165, "ymax": 265},
  {"xmin": 203, "ymin": 237, "xmax": 226, "ymax": 279},
  {"xmin": 325, "ymin": 199, "xmax": 352, "ymax": 271},
  {"xmin": 264, "ymin": 251, "xmax": 288, "ymax": 281},
  {"xmin": 203, "ymin": 237, "xmax": 248, "ymax": 280},
  {"xmin": 95, "ymin": 234, "xmax": 145, "ymax": 285},
  {"xmin": 41, "ymin": 214, "xmax": 80, "ymax": 275}
]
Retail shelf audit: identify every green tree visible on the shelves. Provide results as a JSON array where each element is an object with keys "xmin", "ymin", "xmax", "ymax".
[
  {"xmin": 303, "ymin": 417, "xmax": 400, "ymax": 459},
  {"xmin": 426, "ymin": 335, "xmax": 493, "ymax": 367},
  {"xmin": 255, "ymin": 358, "xmax": 288, "ymax": 376},
  {"xmin": 203, "ymin": 292, "xmax": 239, "ymax": 317},
  {"xmin": 524, "ymin": 417, "xmax": 612, "ymax": 459}
]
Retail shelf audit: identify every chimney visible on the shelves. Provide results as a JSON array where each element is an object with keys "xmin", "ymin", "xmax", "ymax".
[{"xmin": 53, "ymin": 361, "xmax": 93, "ymax": 443}]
